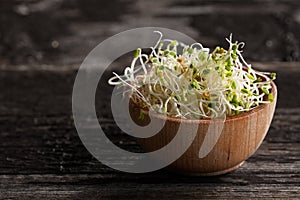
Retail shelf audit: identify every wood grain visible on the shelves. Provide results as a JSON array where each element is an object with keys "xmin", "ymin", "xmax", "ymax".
[{"xmin": 0, "ymin": 62, "xmax": 299, "ymax": 199}]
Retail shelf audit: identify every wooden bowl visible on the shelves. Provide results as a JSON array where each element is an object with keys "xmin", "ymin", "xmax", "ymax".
[{"xmin": 129, "ymin": 80, "xmax": 277, "ymax": 176}]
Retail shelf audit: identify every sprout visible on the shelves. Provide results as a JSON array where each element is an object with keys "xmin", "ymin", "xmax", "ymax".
[{"xmin": 108, "ymin": 31, "xmax": 276, "ymax": 119}]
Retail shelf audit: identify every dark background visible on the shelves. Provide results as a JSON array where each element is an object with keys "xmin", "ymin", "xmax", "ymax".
[{"xmin": 0, "ymin": 0, "xmax": 299, "ymax": 66}]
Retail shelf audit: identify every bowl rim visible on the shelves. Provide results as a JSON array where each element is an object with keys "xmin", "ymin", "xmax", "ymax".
[{"xmin": 130, "ymin": 76, "xmax": 277, "ymax": 124}]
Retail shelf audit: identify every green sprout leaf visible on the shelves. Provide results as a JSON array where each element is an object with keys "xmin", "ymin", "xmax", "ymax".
[
  {"xmin": 268, "ymin": 93, "xmax": 274, "ymax": 102},
  {"xmin": 253, "ymin": 77, "xmax": 262, "ymax": 83},
  {"xmin": 169, "ymin": 51, "xmax": 177, "ymax": 58},
  {"xmin": 241, "ymin": 88, "xmax": 250, "ymax": 95},
  {"xmin": 190, "ymin": 80, "xmax": 201, "ymax": 90},
  {"xmin": 261, "ymin": 87, "xmax": 269, "ymax": 95},
  {"xmin": 247, "ymin": 74, "xmax": 255, "ymax": 80},
  {"xmin": 231, "ymin": 81, "xmax": 237, "ymax": 89},
  {"xmin": 138, "ymin": 110, "xmax": 145, "ymax": 120},
  {"xmin": 134, "ymin": 48, "xmax": 141, "ymax": 58},
  {"xmin": 270, "ymin": 72, "xmax": 276, "ymax": 80}
]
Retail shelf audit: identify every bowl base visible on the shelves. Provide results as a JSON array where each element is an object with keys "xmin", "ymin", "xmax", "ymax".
[{"xmin": 172, "ymin": 161, "xmax": 245, "ymax": 176}]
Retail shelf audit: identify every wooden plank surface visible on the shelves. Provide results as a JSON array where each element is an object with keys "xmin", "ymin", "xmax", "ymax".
[{"xmin": 0, "ymin": 62, "xmax": 299, "ymax": 199}]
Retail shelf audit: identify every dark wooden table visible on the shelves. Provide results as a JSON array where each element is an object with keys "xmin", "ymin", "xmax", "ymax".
[{"xmin": 0, "ymin": 62, "xmax": 299, "ymax": 199}]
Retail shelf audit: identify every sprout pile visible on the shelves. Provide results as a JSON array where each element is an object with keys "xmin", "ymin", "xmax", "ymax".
[{"xmin": 108, "ymin": 31, "xmax": 276, "ymax": 119}]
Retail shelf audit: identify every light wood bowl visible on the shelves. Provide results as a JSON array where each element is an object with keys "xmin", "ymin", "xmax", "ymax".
[{"xmin": 129, "ymin": 80, "xmax": 277, "ymax": 176}]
